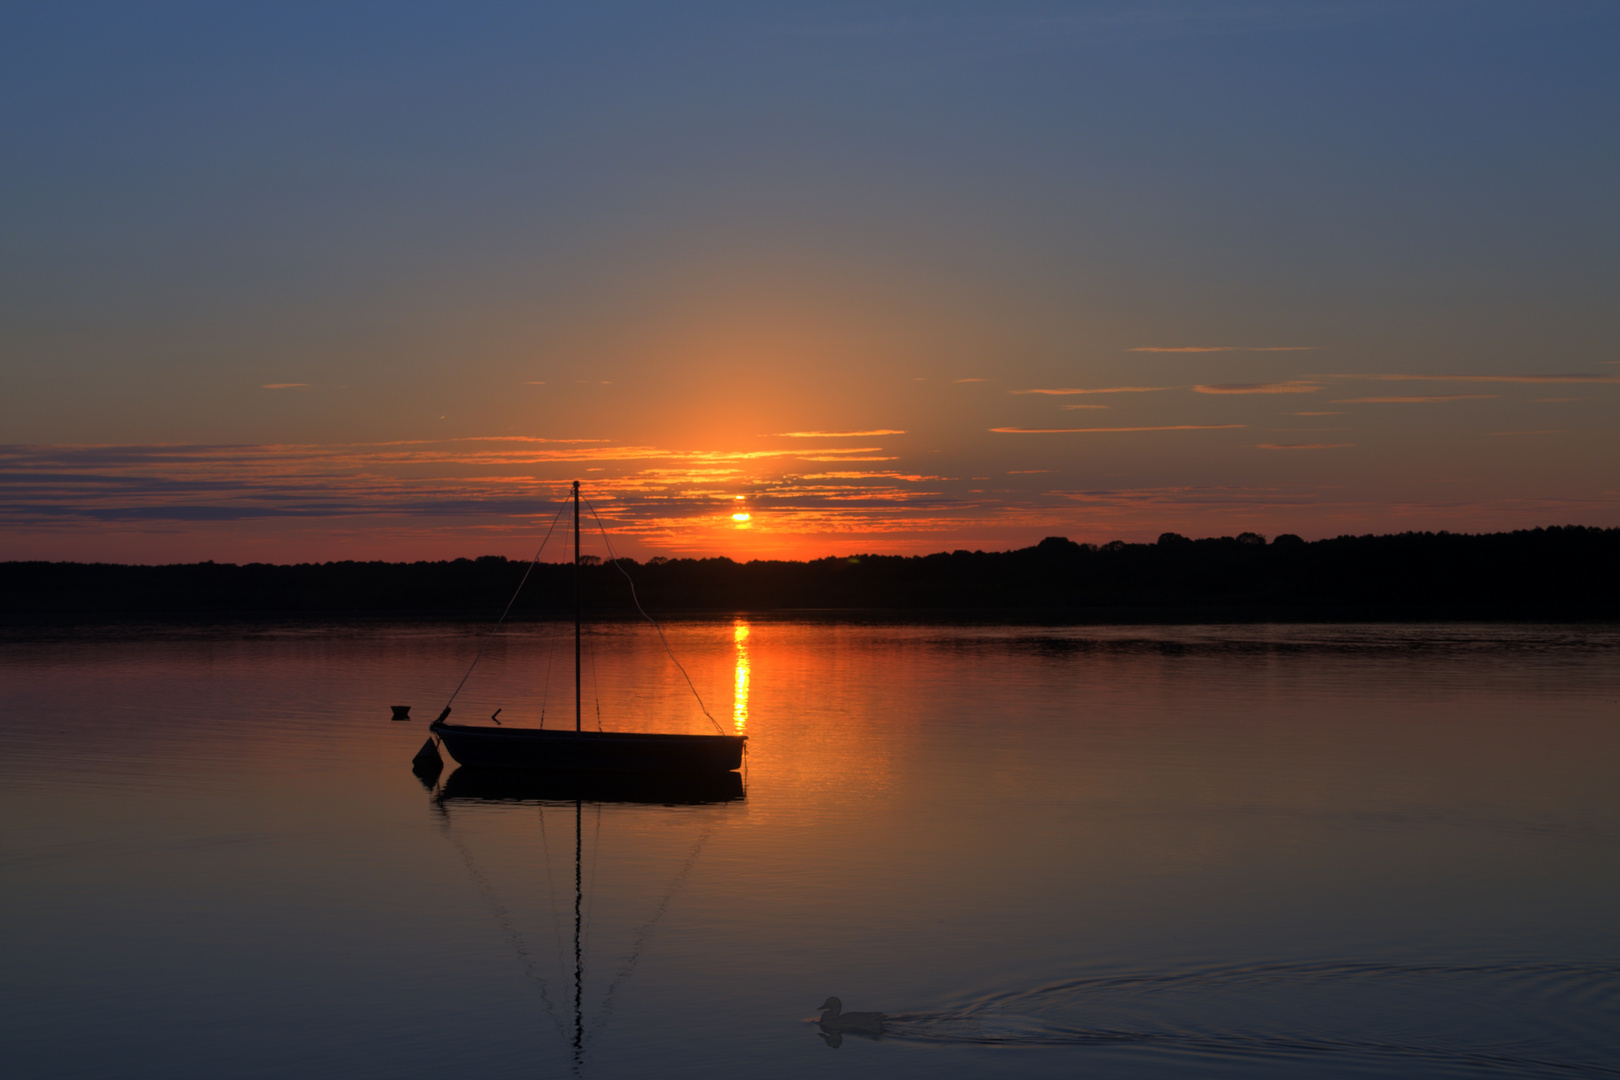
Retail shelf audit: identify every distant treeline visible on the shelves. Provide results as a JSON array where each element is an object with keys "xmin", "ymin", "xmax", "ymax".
[{"xmin": 3, "ymin": 526, "xmax": 1618, "ymax": 621}]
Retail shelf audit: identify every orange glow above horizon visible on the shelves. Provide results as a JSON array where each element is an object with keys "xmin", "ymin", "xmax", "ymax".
[
  {"xmin": 3, "ymin": 360, "xmax": 1618, "ymax": 563},
  {"xmin": 4, "ymin": 7, "xmax": 1619, "ymax": 567}
]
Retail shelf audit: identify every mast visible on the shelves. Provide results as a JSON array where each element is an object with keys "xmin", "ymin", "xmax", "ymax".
[{"xmin": 573, "ymin": 480, "xmax": 581, "ymax": 733}]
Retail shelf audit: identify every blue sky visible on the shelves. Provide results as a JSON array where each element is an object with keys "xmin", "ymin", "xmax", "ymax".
[{"xmin": 2, "ymin": 1, "xmax": 1616, "ymax": 560}]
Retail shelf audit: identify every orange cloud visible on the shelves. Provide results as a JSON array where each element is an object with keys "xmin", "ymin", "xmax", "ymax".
[
  {"xmin": 1011, "ymin": 386, "xmax": 1170, "ymax": 395},
  {"xmin": 1332, "ymin": 395, "xmax": 1497, "ymax": 404},
  {"xmin": 795, "ymin": 455, "xmax": 900, "ymax": 462},
  {"xmin": 797, "ymin": 472, "xmax": 944, "ymax": 481},
  {"xmin": 261, "ymin": 383, "xmax": 310, "ymax": 389},
  {"xmin": 1255, "ymin": 443, "xmax": 1353, "ymax": 450},
  {"xmin": 1129, "ymin": 346, "xmax": 1318, "ymax": 353},
  {"xmin": 773, "ymin": 430, "xmax": 906, "ymax": 437},
  {"xmin": 1329, "ymin": 373, "xmax": 1620, "ymax": 384},
  {"xmin": 1195, "ymin": 381, "xmax": 1322, "ymax": 394},
  {"xmin": 991, "ymin": 425, "xmax": 1246, "ymax": 433}
]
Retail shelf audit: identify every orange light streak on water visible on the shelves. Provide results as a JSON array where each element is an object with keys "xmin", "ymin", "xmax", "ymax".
[{"xmin": 732, "ymin": 619, "xmax": 751, "ymax": 733}]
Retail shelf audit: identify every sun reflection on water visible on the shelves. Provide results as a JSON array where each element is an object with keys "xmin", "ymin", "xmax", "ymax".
[{"xmin": 732, "ymin": 619, "xmax": 750, "ymax": 733}]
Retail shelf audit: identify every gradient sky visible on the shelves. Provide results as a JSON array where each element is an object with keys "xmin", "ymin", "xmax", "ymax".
[{"xmin": 3, "ymin": 1, "xmax": 1617, "ymax": 562}]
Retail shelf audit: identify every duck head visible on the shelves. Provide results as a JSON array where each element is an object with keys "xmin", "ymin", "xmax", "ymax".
[{"xmin": 817, "ymin": 997, "xmax": 841, "ymax": 1016}]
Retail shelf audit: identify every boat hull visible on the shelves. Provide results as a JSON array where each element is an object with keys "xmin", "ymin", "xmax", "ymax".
[{"xmin": 431, "ymin": 722, "xmax": 745, "ymax": 773}]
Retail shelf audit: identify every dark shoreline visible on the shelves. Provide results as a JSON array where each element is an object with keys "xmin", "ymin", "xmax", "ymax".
[
  {"xmin": 2, "ymin": 605, "xmax": 1618, "ymax": 630},
  {"xmin": 4, "ymin": 525, "xmax": 1617, "ymax": 624}
]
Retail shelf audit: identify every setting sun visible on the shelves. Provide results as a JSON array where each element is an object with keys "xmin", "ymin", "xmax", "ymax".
[{"xmin": 731, "ymin": 512, "xmax": 751, "ymax": 523}]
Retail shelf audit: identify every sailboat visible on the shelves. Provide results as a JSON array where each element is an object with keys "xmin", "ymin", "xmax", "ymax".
[{"xmin": 428, "ymin": 481, "xmax": 747, "ymax": 774}]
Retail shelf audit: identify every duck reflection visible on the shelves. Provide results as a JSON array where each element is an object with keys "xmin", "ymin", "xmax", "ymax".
[
  {"xmin": 436, "ymin": 766, "xmax": 744, "ymax": 805},
  {"xmin": 816, "ymin": 997, "xmax": 886, "ymax": 1048}
]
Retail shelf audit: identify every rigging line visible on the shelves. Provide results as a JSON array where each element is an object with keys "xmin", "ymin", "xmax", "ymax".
[
  {"xmin": 583, "ymin": 497, "xmax": 725, "ymax": 735},
  {"xmin": 432, "ymin": 807, "xmax": 568, "ymax": 1038},
  {"xmin": 588, "ymin": 822, "xmax": 720, "ymax": 1045},
  {"xmin": 589, "ymin": 632, "xmax": 603, "ymax": 732},
  {"xmin": 441, "ymin": 500, "xmax": 569, "ymax": 714},
  {"xmin": 536, "ymin": 803, "xmax": 568, "ymax": 986},
  {"xmin": 540, "ymin": 615, "xmax": 558, "ymax": 727}
]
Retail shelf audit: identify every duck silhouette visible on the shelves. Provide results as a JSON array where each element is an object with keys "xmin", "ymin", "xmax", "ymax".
[{"xmin": 816, "ymin": 997, "xmax": 886, "ymax": 1048}]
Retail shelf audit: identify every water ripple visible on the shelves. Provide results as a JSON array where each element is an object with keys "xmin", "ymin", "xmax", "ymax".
[{"xmin": 878, "ymin": 961, "xmax": 1620, "ymax": 1076}]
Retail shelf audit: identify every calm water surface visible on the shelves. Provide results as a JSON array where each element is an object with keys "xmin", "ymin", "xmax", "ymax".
[{"xmin": 3, "ymin": 620, "xmax": 1618, "ymax": 1078}]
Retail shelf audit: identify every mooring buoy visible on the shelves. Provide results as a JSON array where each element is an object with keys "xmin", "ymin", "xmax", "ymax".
[
  {"xmin": 411, "ymin": 736, "xmax": 443, "ymax": 776},
  {"xmin": 390, "ymin": 705, "xmax": 412, "ymax": 721}
]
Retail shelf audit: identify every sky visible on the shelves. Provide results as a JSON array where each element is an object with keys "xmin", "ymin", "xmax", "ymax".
[{"xmin": 2, "ymin": 0, "xmax": 1617, "ymax": 563}]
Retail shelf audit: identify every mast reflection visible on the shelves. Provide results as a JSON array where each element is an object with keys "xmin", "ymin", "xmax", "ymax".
[{"xmin": 432, "ymin": 765, "xmax": 743, "ymax": 1073}]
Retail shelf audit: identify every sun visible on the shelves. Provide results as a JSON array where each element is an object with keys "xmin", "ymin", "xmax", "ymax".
[{"xmin": 731, "ymin": 512, "xmax": 752, "ymax": 523}]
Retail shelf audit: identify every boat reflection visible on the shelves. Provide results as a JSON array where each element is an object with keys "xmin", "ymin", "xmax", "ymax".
[
  {"xmin": 432, "ymin": 763, "xmax": 742, "ymax": 1073},
  {"xmin": 436, "ymin": 766, "xmax": 745, "ymax": 805}
]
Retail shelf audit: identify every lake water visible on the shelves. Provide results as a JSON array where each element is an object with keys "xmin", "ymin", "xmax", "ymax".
[{"xmin": 3, "ymin": 619, "xmax": 1618, "ymax": 1079}]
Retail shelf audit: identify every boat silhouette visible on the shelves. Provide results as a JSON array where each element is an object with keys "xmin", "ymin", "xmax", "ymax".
[{"xmin": 426, "ymin": 480, "xmax": 746, "ymax": 774}]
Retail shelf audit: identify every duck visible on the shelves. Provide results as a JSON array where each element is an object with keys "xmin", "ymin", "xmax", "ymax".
[{"xmin": 816, "ymin": 997, "xmax": 885, "ymax": 1035}]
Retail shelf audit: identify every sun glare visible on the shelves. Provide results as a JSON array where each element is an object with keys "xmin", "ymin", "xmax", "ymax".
[{"xmin": 731, "ymin": 512, "xmax": 751, "ymax": 522}]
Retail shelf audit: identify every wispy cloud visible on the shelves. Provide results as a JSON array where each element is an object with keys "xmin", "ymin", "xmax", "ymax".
[
  {"xmin": 991, "ymin": 425, "xmax": 1246, "ymax": 433},
  {"xmin": 1293, "ymin": 411, "xmax": 1341, "ymax": 416},
  {"xmin": 1332, "ymin": 395, "xmax": 1497, "ymax": 404},
  {"xmin": 1490, "ymin": 430, "xmax": 1566, "ymax": 436},
  {"xmin": 1194, "ymin": 381, "xmax": 1322, "ymax": 395},
  {"xmin": 437, "ymin": 436, "xmax": 613, "ymax": 444},
  {"xmin": 1327, "ymin": 373, "xmax": 1620, "ymax": 384},
  {"xmin": 773, "ymin": 429, "xmax": 906, "ymax": 437},
  {"xmin": 1255, "ymin": 443, "xmax": 1352, "ymax": 450},
  {"xmin": 0, "ymin": 438, "xmax": 916, "ymax": 527},
  {"xmin": 1011, "ymin": 386, "xmax": 1170, "ymax": 395},
  {"xmin": 1129, "ymin": 346, "xmax": 1317, "ymax": 353},
  {"xmin": 796, "ymin": 455, "xmax": 898, "ymax": 462},
  {"xmin": 1059, "ymin": 404, "xmax": 1110, "ymax": 410},
  {"xmin": 796, "ymin": 472, "xmax": 944, "ymax": 481},
  {"xmin": 524, "ymin": 380, "xmax": 546, "ymax": 385},
  {"xmin": 1048, "ymin": 483, "xmax": 1323, "ymax": 509},
  {"xmin": 6, "ymin": 435, "xmax": 1616, "ymax": 559},
  {"xmin": 261, "ymin": 383, "xmax": 310, "ymax": 390},
  {"xmin": 954, "ymin": 378, "xmax": 991, "ymax": 383}
]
